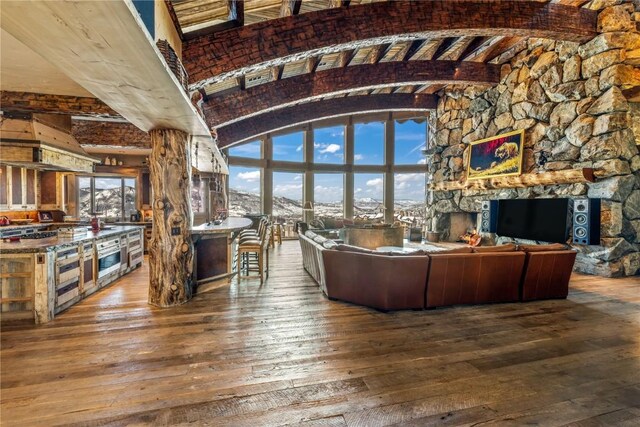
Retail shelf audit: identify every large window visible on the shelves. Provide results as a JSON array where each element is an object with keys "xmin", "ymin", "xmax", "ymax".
[
  {"xmin": 228, "ymin": 140, "xmax": 261, "ymax": 159},
  {"xmin": 395, "ymin": 120, "xmax": 427, "ymax": 165},
  {"xmin": 314, "ymin": 126, "xmax": 344, "ymax": 164},
  {"xmin": 354, "ymin": 173, "xmax": 384, "ymax": 220},
  {"xmin": 273, "ymin": 171, "xmax": 303, "ymax": 226},
  {"xmin": 273, "ymin": 132, "xmax": 303, "ymax": 162},
  {"xmin": 78, "ymin": 177, "xmax": 92, "ymax": 219},
  {"xmin": 191, "ymin": 178, "xmax": 205, "ymax": 214},
  {"xmin": 394, "ymin": 173, "xmax": 426, "ymax": 228},
  {"xmin": 354, "ymin": 122, "xmax": 384, "ymax": 165},
  {"xmin": 314, "ymin": 173, "xmax": 344, "ymax": 219},
  {"xmin": 228, "ymin": 166, "xmax": 261, "ymax": 216},
  {"xmin": 77, "ymin": 176, "xmax": 136, "ymax": 221}
]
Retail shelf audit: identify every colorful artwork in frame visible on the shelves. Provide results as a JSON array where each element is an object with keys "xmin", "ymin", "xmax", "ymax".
[{"xmin": 466, "ymin": 129, "xmax": 525, "ymax": 180}]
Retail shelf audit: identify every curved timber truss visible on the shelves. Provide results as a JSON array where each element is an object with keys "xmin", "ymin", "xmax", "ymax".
[{"xmin": 176, "ymin": 0, "xmax": 597, "ymax": 147}]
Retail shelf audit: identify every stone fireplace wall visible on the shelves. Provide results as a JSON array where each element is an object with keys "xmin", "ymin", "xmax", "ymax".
[{"xmin": 426, "ymin": 2, "xmax": 640, "ymax": 277}]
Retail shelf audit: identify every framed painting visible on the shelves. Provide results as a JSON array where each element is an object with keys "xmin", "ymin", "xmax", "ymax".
[{"xmin": 466, "ymin": 129, "xmax": 525, "ymax": 181}]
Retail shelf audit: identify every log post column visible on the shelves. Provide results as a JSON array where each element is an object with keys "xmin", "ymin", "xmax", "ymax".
[{"xmin": 148, "ymin": 129, "xmax": 194, "ymax": 307}]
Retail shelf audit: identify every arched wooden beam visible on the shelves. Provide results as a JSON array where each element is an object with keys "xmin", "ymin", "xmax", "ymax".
[
  {"xmin": 203, "ymin": 60, "xmax": 498, "ymax": 128},
  {"xmin": 184, "ymin": 1, "xmax": 597, "ymax": 88},
  {"xmin": 216, "ymin": 93, "xmax": 437, "ymax": 148},
  {"xmin": 0, "ymin": 91, "xmax": 121, "ymax": 119}
]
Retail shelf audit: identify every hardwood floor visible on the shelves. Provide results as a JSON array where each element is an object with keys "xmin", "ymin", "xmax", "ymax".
[{"xmin": 1, "ymin": 241, "xmax": 639, "ymax": 426}]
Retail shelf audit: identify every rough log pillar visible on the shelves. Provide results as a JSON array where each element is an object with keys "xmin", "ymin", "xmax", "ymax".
[{"xmin": 148, "ymin": 129, "xmax": 194, "ymax": 307}]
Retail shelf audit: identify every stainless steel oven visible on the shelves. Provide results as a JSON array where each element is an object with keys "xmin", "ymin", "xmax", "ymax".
[{"xmin": 97, "ymin": 238, "xmax": 121, "ymax": 279}]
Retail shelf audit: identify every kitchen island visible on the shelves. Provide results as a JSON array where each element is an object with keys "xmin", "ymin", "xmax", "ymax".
[
  {"xmin": 0, "ymin": 225, "xmax": 144, "ymax": 323},
  {"xmin": 191, "ymin": 217, "xmax": 252, "ymax": 292}
]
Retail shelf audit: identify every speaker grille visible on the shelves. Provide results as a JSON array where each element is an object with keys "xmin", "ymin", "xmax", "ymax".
[
  {"xmin": 575, "ymin": 213, "xmax": 587, "ymax": 225},
  {"xmin": 574, "ymin": 227, "xmax": 587, "ymax": 238}
]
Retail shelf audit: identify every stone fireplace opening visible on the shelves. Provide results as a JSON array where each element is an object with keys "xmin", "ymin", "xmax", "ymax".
[{"xmin": 434, "ymin": 212, "xmax": 478, "ymax": 242}]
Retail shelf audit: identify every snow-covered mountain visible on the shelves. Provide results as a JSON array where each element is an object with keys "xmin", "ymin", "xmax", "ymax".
[{"xmin": 229, "ymin": 189, "xmax": 426, "ymax": 226}]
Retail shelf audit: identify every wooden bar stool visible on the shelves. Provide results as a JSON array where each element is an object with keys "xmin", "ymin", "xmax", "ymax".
[
  {"xmin": 237, "ymin": 224, "xmax": 270, "ymax": 283},
  {"xmin": 270, "ymin": 222, "xmax": 283, "ymax": 247}
]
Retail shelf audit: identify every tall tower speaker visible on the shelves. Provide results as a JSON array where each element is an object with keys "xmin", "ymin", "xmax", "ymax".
[
  {"xmin": 572, "ymin": 198, "xmax": 601, "ymax": 245},
  {"xmin": 480, "ymin": 200, "xmax": 499, "ymax": 233}
]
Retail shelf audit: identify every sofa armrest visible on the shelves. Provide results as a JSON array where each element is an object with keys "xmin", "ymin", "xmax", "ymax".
[
  {"xmin": 322, "ymin": 250, "xmax": 429, "ymax": 310},
  {"xmin": 521, "ymin": 250, "xmax": 577, "ymax": 301}
]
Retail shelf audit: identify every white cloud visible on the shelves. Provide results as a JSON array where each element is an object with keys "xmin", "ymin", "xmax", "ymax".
[
  {"xmin": 354, "ymin": 154, "xmax": 364, "ymax": 161},
  {"xmin": 320, "ymin": 143, "xmax": 341, "ymax": 154},
  {"xmin": 366, "ymin": 178, "xmax": 383, "ymax": 187},
  {"xmin": 296, "ymin": 144, "xmax": 303, "ymax": 152},
  {"xmin": 293, "ymin": 174, "xmax": 301, "ymax": 181},
  {"xmin": 237, "ymin": 171, "xmax": 260, "ymax": 182},
  {"xmin": 396, "ymin": 173, "xmax": 423, "ymax": 183},
  {"xmin": 274, "ymin": 183, "xmax": 302, "ymax": 193},
  {"xmin": 417, "ymin": 158, "xmax": 427, "ymax": 165},
  {"xmin": 355, "ymin": 187, "xmax": 362, "ymax": 193}
]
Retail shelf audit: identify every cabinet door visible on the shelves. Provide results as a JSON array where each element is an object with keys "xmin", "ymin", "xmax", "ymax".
[
  {"xmin": 11, "ymin": 167, "xmax": 22, "ymax": 207},
  {"xmin": 25, "ymin": 169, "xmax": 37, "ymax": 208},
  {"xmin": 0, "ymin": 165, "xmax": 7, "ymax": 208}
]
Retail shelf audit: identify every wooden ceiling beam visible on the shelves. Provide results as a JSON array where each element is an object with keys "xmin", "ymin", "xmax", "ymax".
[
  {"xmin": 216, "ymin": 93, "xmax": 437, "ymax": 148},
  {"xmin": 368, "ymin": 43, "xmax": 393, "ymax": 64},
  {"xmin": 457, "ymin": 36, "xmax": 493, "ymax": 61},
  {"xmin": 0, "ymin": 91, "xmax": 121, "ymax": 119},
  {"xmin": 203, "ymin": 60, "xmax": 500, "ymax": 128},
  {"xmin": 431, "ymin": 37, "xmax": 460, "ymax": 60},
  {"xmin": 280, "ymin": 0, "xmax": 303, "ymax": 17},
  {"xmin": 339, "ymin": 49, "xmax": 357, "ymax": 68},
  {"xmin": 184, "ymin": 1, "xmax": 597, "ymax": 88},
  {"xmin": 402, "ymin": 40, "xmax": 426, "ymax": 61}
]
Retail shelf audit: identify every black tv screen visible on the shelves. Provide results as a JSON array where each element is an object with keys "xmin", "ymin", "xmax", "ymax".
[{"xmin": 497, "ymin": 199, "xmax": 570, "ymax": 243}]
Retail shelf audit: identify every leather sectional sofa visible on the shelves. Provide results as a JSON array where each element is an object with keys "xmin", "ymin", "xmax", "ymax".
[{"xmin": 299, "ymin": 231, "xmax": 577, "ymax": 311}]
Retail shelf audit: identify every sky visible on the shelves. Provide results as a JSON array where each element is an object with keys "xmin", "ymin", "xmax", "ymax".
[{"xmin": 228, "ymin": 119, "xmax": 427, "ymax": 203}]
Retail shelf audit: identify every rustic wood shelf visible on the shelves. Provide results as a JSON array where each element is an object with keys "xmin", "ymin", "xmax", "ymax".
[{"xmin": 429, "ymin": 168, "xmax": 596, "ymax": 192}]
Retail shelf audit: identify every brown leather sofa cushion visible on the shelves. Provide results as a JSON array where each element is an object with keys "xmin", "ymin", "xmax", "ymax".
[
  {"xmin": 518, "ymin": 243, "xmax": 570, "ymax": 252},
  {"xmin": 322, "ymin": 250, "xmax": 429, "ymax": 310},
  {"xmin": 521, "ymin": 250, "xmax": 577, "ymax": 301},
  {"xmin": 426, "ymin": 252, "xmax": 525, "ymax": 308},
  {"xmin": 473, "ymin": 243, "xmax": 517, "ymax": 253}
]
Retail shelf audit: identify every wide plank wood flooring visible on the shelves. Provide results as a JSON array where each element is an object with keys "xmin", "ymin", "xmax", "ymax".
[{"xmin": 1, "ymin": 241, "xmax": 640, "ymax": 426}]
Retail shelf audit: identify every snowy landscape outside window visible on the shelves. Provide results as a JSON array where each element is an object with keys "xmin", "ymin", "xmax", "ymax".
[{"xmin": 77, "ymin": 176, "xmax": 136, "ymax": 221}]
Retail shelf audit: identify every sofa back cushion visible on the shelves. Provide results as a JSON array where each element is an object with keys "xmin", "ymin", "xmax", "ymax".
[
  {"xmin": 473, "ymin": 243, "xmax": 517, "ymax": 253},
  {"xmin": 423, "ymin": 246, "xmax": 473, "ymax": 255},
  {"xmin": 335, "ymin": 244, "xmax": 376, "ymax": 254},
  {"xmin": 518, "ymin": 243, "xmax": 570, "ymax": 252},
  {"xmin": 322, "ymin": 250, "xmax": 430, "ymax": 310},
  {"xmin": 426, "ymin": 252, "xmax": 525, "ymax": 308}
]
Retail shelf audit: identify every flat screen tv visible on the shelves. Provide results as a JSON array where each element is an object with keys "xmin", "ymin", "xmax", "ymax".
[{"xmin": 496, "ymin": 198, "xmax": 571, "ymax": 243}]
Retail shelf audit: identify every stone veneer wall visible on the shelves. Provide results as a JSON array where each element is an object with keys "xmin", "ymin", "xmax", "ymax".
[{"xmin": 425, "ymin": 1, "xmax": 640, "ymax": 277}]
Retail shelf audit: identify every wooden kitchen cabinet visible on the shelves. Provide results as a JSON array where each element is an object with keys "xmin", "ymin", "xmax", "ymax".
[
  {"xmin": 2, "ymin": 166, "xmax": 38, "ymax": 210},
  {"xmin": 0, "ymin": 165, "xmax": 7, "ymax": 209},
  {"xmin": 0, "ymin": 254, "xmax": 35, "ymax": 322},
  {"xmin": 39, "ymin": 171, "xmax": 64, "ymax": 210}
]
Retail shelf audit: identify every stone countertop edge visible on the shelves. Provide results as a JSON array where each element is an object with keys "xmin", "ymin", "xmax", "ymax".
[
  {"xmin": 191, "ymin": 217, "xmax": 253, "ymax": 235},
  {"xmin": 0, "ymin": 225, "xmax": 144, "ymax": 254}
]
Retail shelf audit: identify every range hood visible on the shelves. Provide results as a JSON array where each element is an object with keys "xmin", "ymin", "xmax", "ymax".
[{"xmin": 0, "ymin": 113, "xmax": 100, "ymax": 173}]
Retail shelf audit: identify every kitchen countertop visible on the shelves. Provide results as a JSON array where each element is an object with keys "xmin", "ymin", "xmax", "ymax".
[
  {"xmin": 0, "ymin": 223, "xmax": 50, "ymax": 231},
  {"xmin": 0, "ymin": 225, "xmax": 144, "ymax": 254},
  {"xmin": 191, "ymin": 217, "xmax": 252, "ymax": 236}
]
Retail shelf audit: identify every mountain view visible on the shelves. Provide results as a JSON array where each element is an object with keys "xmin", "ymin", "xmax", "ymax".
[{"xmin": 228, "ymin": 189, "xmax": 426, "ymax": 228}]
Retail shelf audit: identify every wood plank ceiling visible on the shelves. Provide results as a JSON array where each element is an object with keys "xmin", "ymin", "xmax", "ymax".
[{"xmin": 171, "ymin": 0, "xmax": 595, "ymax": 111}]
